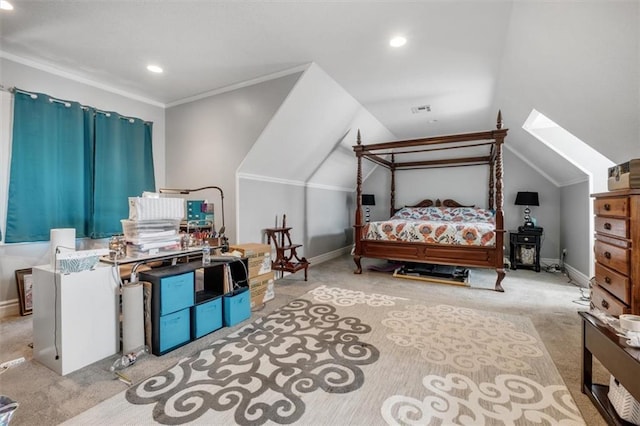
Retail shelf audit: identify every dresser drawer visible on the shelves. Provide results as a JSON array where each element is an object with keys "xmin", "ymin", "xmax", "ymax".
[
  {"xmin": 591, "ymin": 284, "xmax": 630, "ymax": 317},
  {"xmin": 595, "ymin": 263, "xmax": 630, "ymax": 304},
  {"xmin": 594, "ymin": 197, "xmax": 629, "ymax": 217},
  {"xmin": 594, "ymin": 240, "xmax": 629, "ymax": 275},
  {"xmin": 594, "ymin": 216, "xmax": 628, "ymax": 239}
]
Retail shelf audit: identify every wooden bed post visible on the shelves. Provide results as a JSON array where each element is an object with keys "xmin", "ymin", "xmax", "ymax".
[
  {"xmin": 489, "ymin": 162, "xmax": 495, "ymax": 210},
  {"xmin": 390, "ymin": 153, "xmax": 396, "ymax": 217},
  {"xmin": 353, "ymin": 130, "xmax": 364, "ymax": 274},
  {"xmin": 494, "ymin": 110, "xmax": 506, "ymax": 292}
]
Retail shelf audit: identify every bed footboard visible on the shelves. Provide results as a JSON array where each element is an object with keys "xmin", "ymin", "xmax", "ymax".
[{"xmin": 354, "ymin": 240, "xmax": 505, "ymax": 291}]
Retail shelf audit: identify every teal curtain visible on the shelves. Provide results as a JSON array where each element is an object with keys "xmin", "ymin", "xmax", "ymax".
[
  {"xmin": 91, "ymin": 113, "xmax": 155, "ymax": 238},
  {"xmin": 6, "ymin": 92, "xmax": 94, "ymax": 242}
]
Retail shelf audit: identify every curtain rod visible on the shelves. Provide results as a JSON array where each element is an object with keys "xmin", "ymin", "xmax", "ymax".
[{"xmin": 1, "ymin": 85, "xmax": 152, "ymax": 125}]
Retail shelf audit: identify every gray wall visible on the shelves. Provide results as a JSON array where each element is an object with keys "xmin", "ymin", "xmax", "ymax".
[
  {"xmin": 237, "ymin": 178, "xmax": 353, "ymax": 259},
  {"xmin": 560, "ymin": 181, "xmax": 591, "ymax": 276},
  {"xmin": 165, "ymin": 72, "xmax": 302, "ymax": 245}
]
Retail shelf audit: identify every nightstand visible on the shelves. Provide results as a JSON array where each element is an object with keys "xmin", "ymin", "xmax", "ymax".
[{"xmin": 509, "ymin": 230, "xmax": 542, "ymax": 272}]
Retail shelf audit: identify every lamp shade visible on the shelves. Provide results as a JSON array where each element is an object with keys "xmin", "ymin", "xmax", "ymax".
[
  {"xmin": 515, "ymin": 191, "xmax": 539, "ymax": 206},
  {"xmin": 362, "ymin": 194, "xmax": 376, "ymax": 206}
]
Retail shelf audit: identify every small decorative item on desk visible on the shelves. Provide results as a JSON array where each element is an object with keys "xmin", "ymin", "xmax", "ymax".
[
  {"xmin": 109, "ymin": 234, "xmax": 126, "ymax": 260},
  {"xmin": 180, "ymin": 232, "xmax": 189, "ymax": 250}
]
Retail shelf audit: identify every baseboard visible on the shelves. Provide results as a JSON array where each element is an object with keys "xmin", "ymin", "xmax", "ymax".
[
  {"xmin": 563, "ymin": 263, "xmax": 590, "ymax": 288},
  {"xmin": 0, "ymin": 298, "xmax": 20, "ymax": 319},
  {"xmin": 540, "ymin": 257, "xmax": 590, "ymax": 288},
  {"xmin": 307, "ymin": 246, "xmax": 352, "ymax": 266}
]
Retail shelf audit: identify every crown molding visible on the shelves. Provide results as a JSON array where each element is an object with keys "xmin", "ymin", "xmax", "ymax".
[{"xmin": 1, "ymin": 51, "xmax": 165, "ymax": 108}]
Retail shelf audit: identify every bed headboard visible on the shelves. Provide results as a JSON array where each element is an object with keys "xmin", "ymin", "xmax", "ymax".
[{"xmin": 406, "ymin": 198, "xmax": 475, "ymax": 208}]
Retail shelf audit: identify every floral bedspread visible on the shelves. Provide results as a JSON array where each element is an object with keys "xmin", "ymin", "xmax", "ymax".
[{"xmin": 363, "ymin": 207, "xmax": 496, "ymax": 246}]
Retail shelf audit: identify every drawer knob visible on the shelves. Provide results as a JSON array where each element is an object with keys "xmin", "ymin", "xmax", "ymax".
[
  {"xmin": 524, "ymin": 237, "xmax": 529, "ymax": 241},
  {"xmin": 601, "ymin": 299, "xmax": 609, "ymax": 309},
  {"xmin": 604, "ymin": 203, "xmax": 611, "ymax": 211},
  {"xmin": 604, "ymin": 251, "xmax": 612, "ymax": 259},
  {"xmin": 604, "ymin": 276, "xmax": 612, "ymax": 284},
  {"xmin": 604, "ymin": 223, "xmax": 612, "ymax": 230}
]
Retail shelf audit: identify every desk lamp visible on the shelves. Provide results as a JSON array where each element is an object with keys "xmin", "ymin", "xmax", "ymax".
[
  {"xmin": 515, "ymin": 191, "xmax": 539, "ymax": 228},
  {"xmin": 158, "ymin": 186, "xmax": 228, "ymax": 252}
]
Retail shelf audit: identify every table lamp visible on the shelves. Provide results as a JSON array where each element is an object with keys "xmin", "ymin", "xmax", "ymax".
[
  {"xmin": 362, "ymin": 194, "xmax": 376, "ymax": 223},
  {"xmin": 515, "ymin": 191, "xmax": 539, "ymax": 228}
]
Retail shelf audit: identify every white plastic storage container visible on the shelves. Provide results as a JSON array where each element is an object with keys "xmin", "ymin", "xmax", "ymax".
[
  {"xmin": 121, "ymin": 219, "xmax": 180, "ymax": 242},
  {"xmin": 128, "ymin": 197, "xmax": 185, "ymax": 221}
]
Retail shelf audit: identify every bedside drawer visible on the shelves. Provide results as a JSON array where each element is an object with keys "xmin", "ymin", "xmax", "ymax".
[
  {"xmin": 594, "ymin": 216, "xmax": 628, "ymax": 239},
  {"xmin": 591, "ymin": 284, "xmax": 629, "ymax": 317},
  {"xmin": 595, "ymin": 263, "xmax": 630, "ymax": 304},
  {"xmin": 594, "ymin": 197, "xmax": 629, "ymax": 217},
  {"xmin": 513, "ymin": 234, "xmax": 539, "ymax": 244},
  {"xmin": 594, "ymin": 240, "xmax": 629, "ymax": 275}
]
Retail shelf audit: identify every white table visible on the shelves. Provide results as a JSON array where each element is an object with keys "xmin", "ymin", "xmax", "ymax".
[{"xmin": 32, "ymin": 264, "xmax": 119, "ymax": 375}]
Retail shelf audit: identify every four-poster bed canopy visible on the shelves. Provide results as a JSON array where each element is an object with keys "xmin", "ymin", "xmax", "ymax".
[{"xmin": 353, "ymin": 111, "xmax": 508, "ymax": 291}]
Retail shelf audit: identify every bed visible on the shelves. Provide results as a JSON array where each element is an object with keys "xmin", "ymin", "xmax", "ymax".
[{"xmin": 353, "ymin": 111, "xmax": 508, "ymax": 291}]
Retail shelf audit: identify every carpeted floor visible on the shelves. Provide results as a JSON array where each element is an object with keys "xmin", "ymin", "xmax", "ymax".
[
  {"xmin": 0, "ymin": 255, "xmax": 609, "ymax": 425},
  {"xmin": 65, "ymin": 285, "xmax": 584, "ymax": 425}
]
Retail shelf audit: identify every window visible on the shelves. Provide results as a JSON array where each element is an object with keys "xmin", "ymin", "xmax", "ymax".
[{"xmin": 4, "ymin": 89, "xmax": 155, "ymax": 243}]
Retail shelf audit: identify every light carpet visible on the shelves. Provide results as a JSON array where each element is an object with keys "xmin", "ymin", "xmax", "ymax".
[{"xmin": 64, "ymin": 285, "xmax": 585, "ymax": 425}]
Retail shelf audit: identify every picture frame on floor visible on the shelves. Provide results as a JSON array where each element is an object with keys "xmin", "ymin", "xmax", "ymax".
[{"xmin": 15, "ymin": 268, "xmax": 33, "ymax": 316}]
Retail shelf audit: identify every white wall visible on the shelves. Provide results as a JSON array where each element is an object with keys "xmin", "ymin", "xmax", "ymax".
[
  {"xmin": 165, "ymin": 72, "xmax": 302, "ymax": 245},
  {"xmin": 495, "ymin": 2, "xmax": 639, "ymax": 164},
  {"xmin": 0, "ymin": 57, "xmax": 166, "ymax": 313},
  {"xmin": 236, "ymin": 64, "xmax": 394, "ymax": 261}
]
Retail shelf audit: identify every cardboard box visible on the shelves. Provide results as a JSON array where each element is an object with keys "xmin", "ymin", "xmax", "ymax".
[
  {"xmin": 229, "ymin": 243, "xmax": 272, "ymax": 278},
  {"xmin": 249, "ymin": 271, "xmax": 275, "ymax": 308},
  {"xmin": 608, "ymin": 159, "xmax": 640, "ymax": 190}
]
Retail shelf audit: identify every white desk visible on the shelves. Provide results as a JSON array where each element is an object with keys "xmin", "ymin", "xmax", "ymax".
[{"xmin": 32, "ymin": 264, "xmax": 119, "ymax": 375}]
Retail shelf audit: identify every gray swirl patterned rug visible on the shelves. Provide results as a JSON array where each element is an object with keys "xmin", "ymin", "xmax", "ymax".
[{"xmin": 65, "ymin": 285, "xmax": 585, "ymax": 425}]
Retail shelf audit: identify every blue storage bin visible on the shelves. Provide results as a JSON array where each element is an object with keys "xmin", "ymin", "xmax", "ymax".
[
  {"xmin": 160, "ymin": 272, "xmax": 194, "ymax": 315},
  {"xmin": 223, "ymin": 287, "xmax": 251, "ymax": 327},
  {"xmin": 191, "ymin": 297, "xmax": 223, "ymax": 338},
  {"xmin": 158, "ymin": 308, "xmax": 191, "ymax": 353}
]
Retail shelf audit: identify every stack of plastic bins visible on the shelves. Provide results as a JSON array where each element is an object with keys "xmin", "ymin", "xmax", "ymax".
[{"xmin": 121, "ymin": 219, "xmax": 181, "ymax": 257}]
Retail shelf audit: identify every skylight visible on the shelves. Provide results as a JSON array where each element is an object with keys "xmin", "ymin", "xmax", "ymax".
[{"xmin": 523, "ymin": 109, "xmax": 614, "ymax": 193}]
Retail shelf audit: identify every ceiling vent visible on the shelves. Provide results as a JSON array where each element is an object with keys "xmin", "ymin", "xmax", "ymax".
[{"xmin": 411, "ymin": 105, "xmax": 431, "ymax": 114}]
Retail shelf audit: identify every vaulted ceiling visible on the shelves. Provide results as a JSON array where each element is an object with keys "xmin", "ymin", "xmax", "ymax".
[{"xmin": 1, "ymin": 1, "xmax": 638, "ymax": 186}]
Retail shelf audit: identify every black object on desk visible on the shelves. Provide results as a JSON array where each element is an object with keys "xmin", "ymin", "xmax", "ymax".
[
  {"xmin": 579, "ymin": 311, "xmax": 640, "ymax": 425},
  {"xmin": 509, "ymin": 228, "xmax": 542, "ymax": 272}
]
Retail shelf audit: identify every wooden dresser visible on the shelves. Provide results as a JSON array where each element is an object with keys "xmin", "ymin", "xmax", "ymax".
[{"xmin": 591, "ymin": 189, "xmax": 640, "ymax": 316}]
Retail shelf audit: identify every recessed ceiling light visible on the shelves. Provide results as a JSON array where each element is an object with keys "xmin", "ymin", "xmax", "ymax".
[
  {"xmin": 0, "ymin": 1, "xmax": 14, "ymax": 10},
  {"xmin": 390, "ymin": 36, "xmax": 407, "ymax": 48},
  {"xmin": 146, "ymin": 65, "xmax": 163, "ymax": 74}
]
